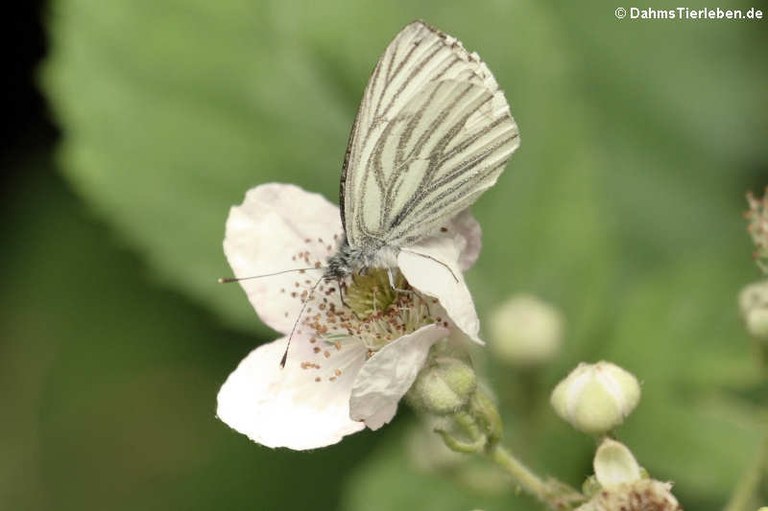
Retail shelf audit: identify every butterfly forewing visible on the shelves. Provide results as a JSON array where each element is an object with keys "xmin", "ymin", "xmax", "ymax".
[{"xmin": 341, "ymin": 21, "xmax": 520, "ymax": 249}]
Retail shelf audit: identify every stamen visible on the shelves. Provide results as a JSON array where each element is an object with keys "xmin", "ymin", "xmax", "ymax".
[
  {"xmin": 301, "ymin": 268, "xmax": 436, "ymax": 352},
  {"xmin": 279, "ymin": 250, "xmax": 442, "ymax": 368}
]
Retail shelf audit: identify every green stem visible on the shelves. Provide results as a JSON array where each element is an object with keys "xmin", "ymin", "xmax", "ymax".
[
  {"xmin": 723, "ymin": 425, "xmax": 768, "ymax": 511},
  {"xmin": 489, "ymin": 443, "xmax": 549, "ymax": 497},
  {"xmin": 488, "ymin": 443, "xmax": 583, "ymax": 510},
  {"xmin": 435, "ymin": 412, "xmax": 486, "ymax": 453}
]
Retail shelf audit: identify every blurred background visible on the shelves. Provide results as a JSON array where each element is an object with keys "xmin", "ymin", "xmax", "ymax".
[{"xmin": 2, "ymin": 0, "xmax": 767, "ymax": 509}]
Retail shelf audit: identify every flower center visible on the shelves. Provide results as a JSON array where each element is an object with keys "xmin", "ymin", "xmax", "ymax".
[
  {"xmin": 304, "ymin": 268, "xmax": 439, "ymax": 352},
  {"xmin": 283, "ymin": 242, "xmax": 447, "ymax": 384},
  {"xmin": 345, "ymin": 270, "xmax": 402, "ymax": 317}
]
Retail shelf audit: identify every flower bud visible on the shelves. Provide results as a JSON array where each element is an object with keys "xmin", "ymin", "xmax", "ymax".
[
  {"xmin": 550, "ymin": 361, "xmax": 641, "ymax": 435},
  {"xmin": 488, "ymin": 294, "xmax": 564, "ymax": 367},
  {"xmin": 409, "ymin": 357, "xmax": 477, "ymax": 416},
  {"xmin": 739, "ymin": 280, "xmax": 768, "ymax": 340}
]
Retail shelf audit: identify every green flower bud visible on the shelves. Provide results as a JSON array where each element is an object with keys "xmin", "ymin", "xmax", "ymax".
[
  {"xmin": 488, "ymin": 294, "xmax": 563, "ymax": 367},
  {"xmin": 739, "ymin": 280, "xmax": 768, "ymax": 340},
  {"xmin": 410, "ymin": 357, "xmax": 477, "ymax": 416},
  {"xmin": 747, "ymin": 309, "xmax": 768, "ymax": 340},
  {"xmin": 550, "ymin": 361, "xmax": 641, "ymax": 435}
]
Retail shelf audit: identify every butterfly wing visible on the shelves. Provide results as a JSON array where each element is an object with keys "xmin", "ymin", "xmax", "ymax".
[{"xmin": 340, "ymin": 21, "xmax": 519, "ymax": 249}]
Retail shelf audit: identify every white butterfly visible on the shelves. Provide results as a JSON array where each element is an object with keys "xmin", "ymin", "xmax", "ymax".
[{"xmin": 325, "ymin": 20, "xmax": 520, "ymax": 283}]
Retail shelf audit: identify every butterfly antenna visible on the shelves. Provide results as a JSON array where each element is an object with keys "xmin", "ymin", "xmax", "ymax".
[
  {"xmin": 280, "ymin": 274, "xmax": 326, "ymax": 368},
  {"xmin": 218, "ymin": 267, "xmax": 320, "ymax": 284},
  {"xmin": 398, "ymin": 250, "xmax": 460, "ymax": 283}
]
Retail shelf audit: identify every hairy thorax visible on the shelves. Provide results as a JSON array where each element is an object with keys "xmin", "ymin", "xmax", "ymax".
[{"xmin": 323, "ymin": 236, "xmax": 399, "ymax": 281}]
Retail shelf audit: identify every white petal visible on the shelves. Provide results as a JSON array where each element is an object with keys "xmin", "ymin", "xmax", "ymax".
[
  {"xmin": 593, "ymin": 438, "xmax": 642, "ymax": 487},
  {"xmin": 446, "ymin": 210, "xmax": 482, "ymax": 271},
  {"xmin": 223, "ymin": 183, "xmax": 343, "ymax": 334},
  {"xmin": 349, "ymin": 324, "xmax": 449, "ymax": 429},
  {"xmin": 217, "ymin": 334, "xmax": 368, "ymax": 450},
  {"xmin": 398, "ymin": 238, "xmax": 482, "ymax": 344}
]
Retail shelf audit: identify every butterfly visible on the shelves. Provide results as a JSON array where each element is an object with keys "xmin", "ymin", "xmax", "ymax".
[{"xmin": 324, "ymin": 20, "xmax": 519, "ymax": 285}]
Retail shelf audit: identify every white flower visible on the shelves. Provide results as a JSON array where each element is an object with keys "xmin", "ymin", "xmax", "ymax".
[
  {"xmin": 550, "ymin": 361, "xmax": 641, "ymax": 435},
  {"xmin": 216, "ymin": 183, "xmax": 484, "ymax": 450}
]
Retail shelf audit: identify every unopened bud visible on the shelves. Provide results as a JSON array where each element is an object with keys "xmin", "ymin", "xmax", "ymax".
[
  {"xmin": 551, "ymin": 361, "xmax": 641, "ymax": 435},
  {"xmin": 410, "ymin": 357, "xmax": 477, "ymax": 416},
  {"xmin": 488, "ymin": 294, "xmax": 563, "ymax": 367},
  {"xmin": 739, "ymin": 280, "xmax": 768, "ymax": 340}
]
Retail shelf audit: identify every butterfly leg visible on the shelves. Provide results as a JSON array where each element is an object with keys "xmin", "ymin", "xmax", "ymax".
[
  {"xmin": 337, "ymin": 278, "xmax": 350, "ymax": 307},
  {"xmin": 387, "ymin": 268, "xmax": 413, "ymax": 294}
]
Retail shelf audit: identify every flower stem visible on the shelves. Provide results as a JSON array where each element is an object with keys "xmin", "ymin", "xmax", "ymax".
[
  {"xmin": 489, "ymin": 443, "xmax": 548, "ymax": 497},
  {"xmin": 723, "ymin": 424, "xmax": 768, "ymax": 511},
  {"xmin": 488, "ymin": 443, "xmax": 583, "ymax": 510}
]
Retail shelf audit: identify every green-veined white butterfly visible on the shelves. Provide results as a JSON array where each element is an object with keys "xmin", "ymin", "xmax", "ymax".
[{"xmin": 324, "ymin": 20, "xmax": 519, "ymax": 283}]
